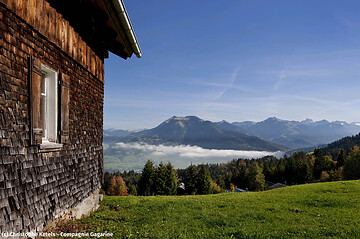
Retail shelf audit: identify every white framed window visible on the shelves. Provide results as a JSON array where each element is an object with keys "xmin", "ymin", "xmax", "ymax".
[{"xmin": 41, "ymin": 65, "xmax": 58, "ymax": 143}]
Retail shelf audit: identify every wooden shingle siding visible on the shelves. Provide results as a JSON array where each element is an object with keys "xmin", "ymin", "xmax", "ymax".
[
  {"xmin": 0, "ymin": 0, "xmax": 104, "ymax": 233},
  {"xmin": 1, "ymin": 0, "xmax": 104, "ymax": 83}
]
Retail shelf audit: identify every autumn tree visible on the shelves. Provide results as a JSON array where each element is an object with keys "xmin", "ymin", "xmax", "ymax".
[
  {"xmin": 230, "ymin": 183, "xmax": 236, "ymax": 192},
  {"xmin": 329, "ymin": 167, "xmax": 343, "ymax": 181},
  {"xmin": 319, "ymin": 171, "xmax": 330, "ymax": 181},
  {"xmin": 313, "ymin": 149, "xmax": 335, "ymax": 179},
  {"xmin": 210, "ymin": 180, "xmax": 223, "ymax": 194},
  {"xmin": 107, "ymin": 175, "xmax": 128, "ymax": 196}
]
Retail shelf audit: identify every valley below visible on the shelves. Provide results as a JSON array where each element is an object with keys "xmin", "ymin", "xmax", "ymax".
[
  {"xmin": 104, "ymin": 115, "xmax": 360, "ymax": 172},
  {"xmin": 104, "ymin": 142, "xmax": 284, "ymax": 172}
]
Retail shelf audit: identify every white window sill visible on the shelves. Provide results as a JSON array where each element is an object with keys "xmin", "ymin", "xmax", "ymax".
[{"xmin": 40, "ymin": 141, "xmax": 63, "ymax": 152}]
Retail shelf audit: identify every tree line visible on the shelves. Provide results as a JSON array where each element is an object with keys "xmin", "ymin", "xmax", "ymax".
[{"xmin": 102, "ymin": 145, "xmax": 360, "ymax": 196}]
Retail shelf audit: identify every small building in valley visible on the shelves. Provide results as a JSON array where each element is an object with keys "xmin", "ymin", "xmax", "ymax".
[
  {"xmin": 234, "ymin": 188, "xmax": 247, "ymax": 193},
  {"xmin": 268, "ymin": 183, "xmax": 288, "ymax": 190},
  {"xmin": 0, "ymin": 0, "xmax": 140, "ymax": 233}
]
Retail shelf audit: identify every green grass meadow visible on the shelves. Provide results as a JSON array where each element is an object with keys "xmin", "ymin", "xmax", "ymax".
[{"xmin": 67, "ymin": 180, "xmax": 360, "ymax": 238}]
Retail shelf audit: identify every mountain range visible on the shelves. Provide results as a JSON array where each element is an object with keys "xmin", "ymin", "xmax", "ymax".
[
  {"xmin": 115, "ymin": 116, "xmax": 287, "ymax": 152},
  {"xmin": 103, "ymin": 128, "xmax": 143, "ymax": 144},
  {"xmin": 104, "ymin": 116, "xmax": 360, "ymax": 151},
  {"xmin": 228, "ymin": 117, "xmax": 360, "ymax": 149}
]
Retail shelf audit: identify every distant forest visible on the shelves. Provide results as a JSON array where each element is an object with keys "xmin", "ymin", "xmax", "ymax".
[{"xmin": 102, "ymin": 133, "xmax": 360, "ymax": 196}]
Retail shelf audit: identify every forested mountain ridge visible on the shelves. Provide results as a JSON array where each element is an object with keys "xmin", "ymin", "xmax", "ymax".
[{"xmin": 322, "ymin": 133, "xmax": 360, "ymax": 158}]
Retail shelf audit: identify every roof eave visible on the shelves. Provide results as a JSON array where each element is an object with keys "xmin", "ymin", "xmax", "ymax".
[{"xmin": 107, "ymin": 0, "xmax": 142, "ymax": 58}]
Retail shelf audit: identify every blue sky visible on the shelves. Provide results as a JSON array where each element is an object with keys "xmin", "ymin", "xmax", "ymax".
[{"xmin": 104, "ymin": 0, "xmax": 360, "ymax": 129}]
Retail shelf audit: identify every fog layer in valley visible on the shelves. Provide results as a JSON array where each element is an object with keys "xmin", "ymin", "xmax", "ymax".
[{"xmin": 104, "ymin": 142, "xmax": 284, "ymax": 172}]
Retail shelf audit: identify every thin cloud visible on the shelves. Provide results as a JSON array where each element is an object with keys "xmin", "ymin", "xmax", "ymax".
[
  {"xmin": 341, "ymin": 98, "xmax": 360, "ymax": 106},
  {"xmin": 215, "ymin": 65, "xmax": 242, "ymax": 100},
  {"xmin": 214, "ymin": 89, "xmax": 227, "ymax": 101},
  {"xmin": 274, "ymin": 70, "xmax": 287, "ymax": 90}
]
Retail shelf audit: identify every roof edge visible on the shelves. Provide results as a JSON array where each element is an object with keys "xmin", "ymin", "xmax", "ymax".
[{"xmin": 111, "ymin": 0, "xmax": 142, "ymax": 58}]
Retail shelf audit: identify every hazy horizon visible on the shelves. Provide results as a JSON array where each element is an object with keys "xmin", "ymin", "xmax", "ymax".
[{"xmin": 104, "ymin": 115, "xmax": 360, "ymax": 131}]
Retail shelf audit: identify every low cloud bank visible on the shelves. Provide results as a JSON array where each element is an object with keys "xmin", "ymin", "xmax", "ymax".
[{"xmin": 115, "ymin": 142, "xmax": 283, "ymax": 159}]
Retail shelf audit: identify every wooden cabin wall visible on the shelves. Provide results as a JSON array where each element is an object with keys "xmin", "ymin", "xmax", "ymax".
[
  {"xmin": 0, "ymin": 0, "xmax": 104, "ymax": 83},
  {"xmin": 0, "ymin": 1, "xmax": 104, "ymax": 233}
]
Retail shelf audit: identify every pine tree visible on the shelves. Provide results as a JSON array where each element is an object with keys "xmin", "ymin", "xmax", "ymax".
[
  {"xmin": 336, "ymin": 148, "xmax": 346, "ymax": 168},
  {"xmin": 276, "ymin": 157, "xmax": 287, "ymax": 183},
  {"xmin": 128, "ymin": 185, "xmax": 138, "ymax": 196},
  {"xmin": 154, "ymin": 162, "xmax": 167, "ymax": 195},
  {"xmin": 233, "ymin": 159, "xmax": 247, "ymax": 189},
  {"xmin": 185, "ymin": 164, "xmax": 197, "ymax": 195},
  {"xmin": 102, "ymin": 172, "xmax": 113, "ymax": 193},
  {"xmin": 343, "ymin": 146, "xmax": 360, "ymax": 180},
  {"xmin": 196, "ymin": 165, "xmax": 211, "ymax": 195},
  {"xmin": 138, "ymin": 160, "xmax": 155, "ymax": 196},
  {"xmin": 164, "ymin": 163, "xmax": 178, "ymax": 195},
  {"xmin": 287, "ymin": 152, "xmax": 313, "ymax": 184},
  {"xmin": 247, "ymin": 161, "xmax": 265, "ymax": 191}
]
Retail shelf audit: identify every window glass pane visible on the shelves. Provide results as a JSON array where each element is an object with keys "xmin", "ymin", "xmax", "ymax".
[
  {"xmin": 40, "ymin": 65, "xmax": 57, "ymax": 142},
  {"xmin": 41, "ymin": 75, "xmax": 46, "ymax": 95}
]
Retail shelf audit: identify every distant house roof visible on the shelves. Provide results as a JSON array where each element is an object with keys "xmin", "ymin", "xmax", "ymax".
[
  {"xmin": 227, "ymin": 188, "xmax": 247, "ymax": 193},
  {"xmin": 269, "ymin": 183, "xmax": 288, "ymax": 190},
  {"xmin": 47, "ymin": 0, "xmax": 141, "ymax": 59}
]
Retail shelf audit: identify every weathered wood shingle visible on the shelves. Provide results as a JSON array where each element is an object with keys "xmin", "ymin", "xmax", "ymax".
[{"xmin": 0, "ymin": 0, "xmax": 104, "ymax": 233}]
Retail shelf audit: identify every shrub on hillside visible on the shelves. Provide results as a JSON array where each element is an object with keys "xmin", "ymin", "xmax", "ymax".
[{"xmin": 210, "ymin": 180, "xmax": 223, "ymax": 194}]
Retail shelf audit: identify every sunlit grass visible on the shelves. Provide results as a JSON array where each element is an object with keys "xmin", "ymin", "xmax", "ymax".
[{"xmin": 67, "ymin": 180, "xmax": 360, "ymax": 238}]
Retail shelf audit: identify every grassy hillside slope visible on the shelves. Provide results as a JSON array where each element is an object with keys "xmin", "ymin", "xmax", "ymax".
[{"xmin": 69, "ymin": 180, "xmax": 360, "ymax": 238}]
